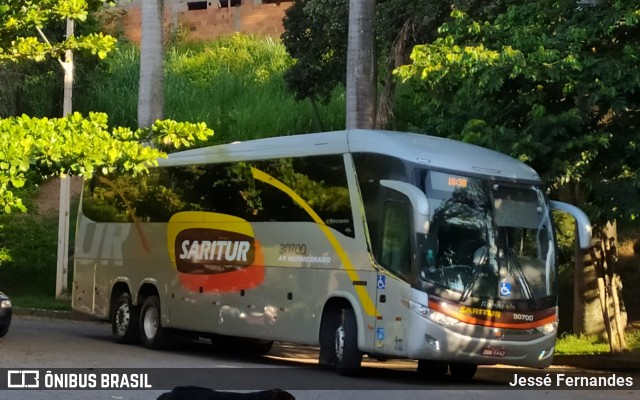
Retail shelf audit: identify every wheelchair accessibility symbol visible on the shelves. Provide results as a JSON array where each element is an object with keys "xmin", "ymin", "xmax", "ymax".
[
  {"xmin": 499, "ymin": 281, "xmax": 512, "ymax": 298},
  {"xmin": 377, "ymin": 275, "xmax": 386, "ymax": 290}
]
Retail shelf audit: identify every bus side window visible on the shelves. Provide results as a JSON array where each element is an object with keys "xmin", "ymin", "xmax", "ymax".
[{"xmin": 379, "ymin": 201, "xmax": 411, "ymax": 280}]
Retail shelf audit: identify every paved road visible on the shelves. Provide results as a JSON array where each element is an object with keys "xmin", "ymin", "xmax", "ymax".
[{"xmin": 0, "ymin": 316, "xmax": 638, "ymax": 400}]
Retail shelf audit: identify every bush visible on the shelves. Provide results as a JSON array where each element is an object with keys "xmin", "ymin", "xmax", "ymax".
[{"xmin": 0, "ymin": 213, "xmax": 58, "ymax": 294}]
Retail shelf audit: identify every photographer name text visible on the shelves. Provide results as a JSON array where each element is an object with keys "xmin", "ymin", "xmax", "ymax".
[{"xmin": 509, "ymin": 373, "xmax": 634, "ymax": 388}]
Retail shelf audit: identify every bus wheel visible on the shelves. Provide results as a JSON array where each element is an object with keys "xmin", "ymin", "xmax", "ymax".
[
  {"xmin": 139, "ymin": 295, "xmax": 168, "ymax": 349},
  {"xmin": 319, "ymin": 311, "xmax": 337, "ymax": 366},
  {"xmin": 449, "ymin": 362, "xmax": 477, "ymax": 381},
  {"xmin": 334, "ymin": 307, "xmax": 362, "ymax": 374},
  {"xmin": 245, "ymin": 339, "xmax": 274, "ymax": 355},
  {"xmin": 112, "ymin": 292, "xmax": 139, "ymax": 344},
  {"xmin": 417, "ymin": 359, "xmax": 448, "ymax": 378}
]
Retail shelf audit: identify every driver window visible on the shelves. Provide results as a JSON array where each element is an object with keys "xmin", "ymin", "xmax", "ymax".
[{"xmin": 380, "ymin": 201, "xmax": 411, "ymax": 280}]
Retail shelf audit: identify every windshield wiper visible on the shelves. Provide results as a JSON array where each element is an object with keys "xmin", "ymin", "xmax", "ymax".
[
  {"xmin": 507, "ymin": 248, "xmax": 534, "ymax": 300},
  {"xmin": 459, "ymin": 246, "xmax": 488, "ymax": 302}
]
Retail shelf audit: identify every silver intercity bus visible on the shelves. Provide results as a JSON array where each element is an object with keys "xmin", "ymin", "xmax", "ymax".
[{"xmin": 72, "ymin": 130, "xmax": 592, "ymax": 379}]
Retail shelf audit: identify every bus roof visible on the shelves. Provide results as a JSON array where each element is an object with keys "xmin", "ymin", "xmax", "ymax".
[{"xmin": 159, "ymin": 129, "xmax": 541, "ymax": 183}]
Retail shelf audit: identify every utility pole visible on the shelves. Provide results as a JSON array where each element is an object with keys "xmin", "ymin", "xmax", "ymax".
[
  {"xmin": 56, "ymin": 18, "xmax": 74, "ymax": 299},
  {"xmin": 35, "ymin": 18, "xmax": 74, "ymax": 299}
]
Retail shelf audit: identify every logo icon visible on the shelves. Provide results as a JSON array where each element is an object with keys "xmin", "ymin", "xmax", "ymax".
[
  {"xmin": 377, "ymin": 275, "xmax": 386, "ymax": 290},
  {"xmin": 167, "ymin": 212, "xmax": 264, "ymax": 293},
  {"xmin": 7, "ymin": 370, "xmax": 40, "ymax": 388}
]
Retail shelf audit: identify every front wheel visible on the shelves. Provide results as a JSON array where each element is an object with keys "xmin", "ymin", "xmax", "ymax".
[
  {"xmin": 210, "ymin": 335, "xmax": 273, "ymax": 355},
  {"xmin": 449, "ymin": 362, "xmax": 477, "ymax": 381},
  {"xmin": 111, "ymin": 292, "xmax": 139, "ymax": 344},
  {"xmin": 244, "ymin": 339, "xmax": 274, "ymax": 355},
  {"xmin": 417, "ymin": 359, "xmax": 448, "ymax": 378},
  {"xmin": 139, "ymin": 295, "xmax": 169, "ymax": 349},
  {"xmin": 334, "ymin": 307, "xmax": 362, "ymax": 374}
]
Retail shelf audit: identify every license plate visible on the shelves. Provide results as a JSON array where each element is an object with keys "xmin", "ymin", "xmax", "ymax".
[{"xmin": 482, "ymin": 346, "xmax": 507, "ymax": 357}]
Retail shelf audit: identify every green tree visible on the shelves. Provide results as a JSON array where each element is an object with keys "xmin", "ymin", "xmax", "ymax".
[
  {"xmin": 0, "ymin": 0, "xmax": 115, "ymax": 62},
  {"xmin": 281, "ymin": 0, "xmax": 511, "ymax": 129},
  {"xmin": 282, "ymin": 0, "xmax": 349, "ymax": 130},
  {"xmin": 0, "ymin": 0, "xmax": 113, "ymax": 117},
  {"xmin": 396, "ymin": 0, "xmax": 640, "ymax": 337},
  {"xmin": 0, "ymin": 1, "xmax": 214, "ymax": 213},
  {"xmin": 396, "ymin": 0, "xmax": 640, "ymax": 223}
]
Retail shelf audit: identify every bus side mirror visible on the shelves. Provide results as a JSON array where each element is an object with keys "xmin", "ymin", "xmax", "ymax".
[
  {"xmin": 550, "ymin": 200, "xmax": 592, "ymax": 249},
  {"xmin": 380, "ymin": 180, "xmax": 430, "ymax": 234}
]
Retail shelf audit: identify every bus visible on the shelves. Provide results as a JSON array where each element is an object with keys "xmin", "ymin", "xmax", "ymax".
[{"xmin": 72, "ymin": 129, "xmax": 592, "ymax": 379}]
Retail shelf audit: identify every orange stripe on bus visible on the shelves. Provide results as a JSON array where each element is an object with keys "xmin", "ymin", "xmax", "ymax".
[{"xmin": 428, "ymin": 301, "xmax": 555, "ymax": 330}]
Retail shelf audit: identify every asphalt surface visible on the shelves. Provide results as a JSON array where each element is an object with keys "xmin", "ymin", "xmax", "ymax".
[{"xmin": 12, "ymin": 307, "xmax": 640, "ymax": 371}]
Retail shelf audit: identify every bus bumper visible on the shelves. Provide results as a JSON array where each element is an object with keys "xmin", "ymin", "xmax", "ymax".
[{"xmin": 406, "ymin": 317, "xmax": 556, "ymax": 368}]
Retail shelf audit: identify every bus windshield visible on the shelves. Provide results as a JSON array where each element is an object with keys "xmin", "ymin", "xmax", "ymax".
[{"xmin": 418, "ymin": 171, "xmax": 555, "ymax": 302}]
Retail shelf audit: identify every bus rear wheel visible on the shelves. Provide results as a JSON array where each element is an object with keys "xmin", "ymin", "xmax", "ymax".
[
  {"xmin": 139, "ymin": 295, "xmax": 169, "ymax": 349},
  {"xmin": 112, "ymin": 292, "xmax": 139, "ymax": 344},
  {"xmin": 333, "ymin": 307, "xmax": 362, "ymax": 374}
]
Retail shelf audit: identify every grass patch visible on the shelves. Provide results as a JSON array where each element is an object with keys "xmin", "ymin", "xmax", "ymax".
[
  {"xmin": 10, "ymin": 294, "xmax": 71, "ymax": 311},
  {"xmin": 556, "ymin": 329, "xmax": 640, "ymax": 355},
  {"xmin": 555, "ymin": 334, "xmax": 612, "ymax": 355}
]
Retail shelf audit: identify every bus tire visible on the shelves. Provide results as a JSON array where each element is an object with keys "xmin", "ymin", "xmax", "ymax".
[
  {"xmin": 417, "ymin": 359, "xmax": 448, "ymax": 377},
  {"xmin": 319, "ymin": 310, "xmax": 338, "ymax": 366},
  {"xmin": 245, "ymin": 339, "xmax": 274, "ymax": 355},
  {"xmin": 211, "ymin": 335, "xmax": 273, "ymax": 355},
  {"xmin": 139, "ymin": 295, "xmax": 168, "ymax": 349},
  {"xmin": 111, "ymin": 292, "xmax": 139, "ymax": 344},
  {"xmin": 334, "ymin": 307, "xmax": 362, "ymax": 375},
  {"xmin": 449, "ymin": 362, "xmax": 477, "ymax": 381}
]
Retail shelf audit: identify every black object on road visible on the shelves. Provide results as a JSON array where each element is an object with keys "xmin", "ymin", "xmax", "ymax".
[{"xmin": 158, "ymin": 386, "xmax": 295, "ymax": 400}]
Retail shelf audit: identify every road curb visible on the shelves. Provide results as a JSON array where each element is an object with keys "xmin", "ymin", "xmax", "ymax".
[{"xmin": 13, "ymin": 307, "xmax": 97, "ymax": 322}]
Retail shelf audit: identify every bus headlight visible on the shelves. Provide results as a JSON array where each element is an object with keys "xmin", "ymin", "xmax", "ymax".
[
  {"xmin": 535, "ymin": 321, "xmax": 557, "ymax": 335},
  {"xmin": 1, "ymin": 299, "xmax": 11, "ymax": 308},
  {"xmin": 427, "ymin": 310, "xmax": 462, "ymax": 326},
  {"xmin": 535, "ymin": 306, "xmax": 558, "ymax": 335},
  {"xmin": 409, "ymin": 299, "xmax": 461, "ymax": 326},
  {"xmin": 409, "ymin": 300, "xmax": 429, "ymax": 316}
]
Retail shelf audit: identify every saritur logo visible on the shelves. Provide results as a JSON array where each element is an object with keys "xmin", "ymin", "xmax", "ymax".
[
  {"xmin": 167, "ymin": 212, "xmax": 264, "ymax": 292},
  {"xmin": 176, "ymin": 228, "xmax": 255, "ymax": 274}
]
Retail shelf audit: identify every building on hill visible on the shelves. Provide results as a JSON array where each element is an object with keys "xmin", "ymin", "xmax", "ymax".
[{"xmin": 103, "ymin": 0, "xmax": 293, "ymax": 43}]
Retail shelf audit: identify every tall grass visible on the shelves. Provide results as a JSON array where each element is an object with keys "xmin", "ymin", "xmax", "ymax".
[
  {"xmin": 75, "ymin": 34, "xmax": 345, "ymax": 143},
  {"xmin": 76, "ymin": 44, "xmax": 141, "ymax": 128}
]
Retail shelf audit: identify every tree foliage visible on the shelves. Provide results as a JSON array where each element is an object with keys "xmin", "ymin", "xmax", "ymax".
[
  {"xmin": 281, "ymin": 0, "xmax": 510, "ymax": 106},
  {"xmin": 396, "ymin": 0, "xmax": 640, "ymax": 223},
  {"xmin": 282, "ymin": 0, "xmax": 349, "ymax": 104},
  {"xmin": 0, "ymin": 0, "xmax": 115, "ymax": 62},
  {"xmin": 0, "ymin": 1, "xmax": 215, "ymax": 214},
  {"xmin": 0, "ymin": 112, "xmax": 213, "ymax": 213}
]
